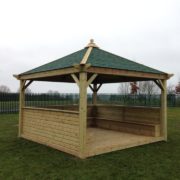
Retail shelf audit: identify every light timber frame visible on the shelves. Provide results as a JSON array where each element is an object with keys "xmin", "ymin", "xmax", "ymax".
[{"xmin": 14, "ymin": 40, "xmax": 172, "ymax": 158}]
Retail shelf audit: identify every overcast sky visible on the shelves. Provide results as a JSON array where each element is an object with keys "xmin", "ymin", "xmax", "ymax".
[{"xmin": 0, "ymin": 0, "xmax": 179, "ymax": 93}]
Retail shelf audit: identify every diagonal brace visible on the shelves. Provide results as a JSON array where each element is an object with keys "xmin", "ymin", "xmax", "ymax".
[
  {"xmin": 71, "ymin": 74, "xmax": 80, "ymax": 87},
  {"xmin": 154, "ymin": 80, "xmax": 164, "ymax": 91},
  {"xmin": 86, "ymin": 74, "xmax": 98, "ymax": 87},
  {"xmin": 23, "ymin": 80, "xmax": 33, "ymax": 90}
]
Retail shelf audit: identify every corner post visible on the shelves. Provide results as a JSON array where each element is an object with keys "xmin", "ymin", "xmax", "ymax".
[
  {"xmin": 79, "ymin": 71, "xmax": 87, "ymax": 158},
  {"xmin": 160, "ymin": 79, "xmax": 167, "ymax": 141},
  {"xmin": 19, "ymin": 80, "xmax": 25, "ymax": 137}
]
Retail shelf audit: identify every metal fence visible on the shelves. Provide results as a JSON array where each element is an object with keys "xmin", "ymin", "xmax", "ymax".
[{"xmin": 0, "ymin": 92, "xmax": 180, "ymax": 114}]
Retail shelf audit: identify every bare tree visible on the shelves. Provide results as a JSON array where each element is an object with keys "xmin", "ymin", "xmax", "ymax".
[
  {"xmin": 0, "ymin": 85, "xmax": 11, "ymax": 93},
  {"xmin": 17, "ymin": 87, "xmax": 32, "ymax": 94},
  {"xmin": 175, "ymin": 82, "xmax": 180, "ymax": 94},
  {"xmin": 118, "ymin": 82, "xmax": 130, "ymax": 95},
  {"xmin": 138, "ymin": 81, "xmax": 160, "ymax": 95},
  {"xmin": 47, "ymin": 90, "xmax": 59, "ymax": 94},
  {"xmin": 25, "ymin": 88, "xmax": 32, "ymax": 94},
  {"xmin": 118, "ymin": 81, "xmax": 161, "ymax": 95},
  {"xmin": 167, "ymin": 83, "xmax": 175, "ymax": 94}
]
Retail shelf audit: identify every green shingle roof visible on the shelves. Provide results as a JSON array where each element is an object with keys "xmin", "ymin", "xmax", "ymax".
[
  {"xmin": 87, "ymin": 48, "xmax": 165, "ymax": 74},
  {"xmin": 21, "ymin": 46, "xmax": 165, "ymax": 75},
  {"xmin": 21, "ymin": 49, "xmax": 87, "ymax": 75}
]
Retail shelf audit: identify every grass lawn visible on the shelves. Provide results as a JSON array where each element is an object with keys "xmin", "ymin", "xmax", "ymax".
[{"xmin": 0, "ymin": 108, "xmax": 180, "ymax": 180}]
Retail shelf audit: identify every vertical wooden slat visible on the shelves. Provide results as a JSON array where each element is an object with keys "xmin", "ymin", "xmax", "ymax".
[
  {"xmin": 79, "ymin": 71, "xmax": 87, "ymax": 158},
  {"xmin": 160, "ymin": 79, "xmax": 167, "ymax": 140},
  {"xmin": 19, "ymin": 80, "xmax": 25, "ymax": 137}
]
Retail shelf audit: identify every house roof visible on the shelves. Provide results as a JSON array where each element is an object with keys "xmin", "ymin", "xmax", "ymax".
[{"xmin": 21, "ymin": 40, "xmax": 165, "ymax": 76}]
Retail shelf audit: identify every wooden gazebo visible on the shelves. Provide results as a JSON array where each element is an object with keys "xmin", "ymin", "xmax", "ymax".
[{"xmin": 14, "ymin": 40, "xmax": 173, "ymax": 158}]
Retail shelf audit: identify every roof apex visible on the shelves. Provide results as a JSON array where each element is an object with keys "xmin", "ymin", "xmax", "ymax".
[{"xmin": 85, "ymin": 39, "xmax": 99, "ymax": 48}]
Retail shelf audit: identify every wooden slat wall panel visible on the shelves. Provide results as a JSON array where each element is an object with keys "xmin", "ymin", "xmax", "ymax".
[
  {"xmin": 46, "ymin": 105, "xmax": 93, "ymax": 117},
  {"xmin": 96, "ymin": 106, "xmax": 124, "ymax": 121},
  {"xmin": 22, "ymin": 108, "xmax": 80, "ymax": 155},
  {"xmin": 124, "ymin": 107, "xmax": 160, "ymax": 123},
  {"xmin": 93, "ymin": 105, "xmax": 161, "ymax": 137},
  {"xmin": 31, "ymin": 105, "xmax": 94, "ymax": 127},
  {"xmin": 95, "ymin": 105, "xmax": 160, "ymax": 124}
]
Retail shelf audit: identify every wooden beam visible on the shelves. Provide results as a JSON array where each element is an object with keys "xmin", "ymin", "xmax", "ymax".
[
  {"xmin": 73, "ymin": 64, "xmax": 91, "ymax": 71},
  {"xmin": 86, "ymin": 74, "xmax": 98, "ymax": 86},
  {"xmin": 160, "ymin": 79, "xmax": 167, "ymax": 141},
  {"xmin": 18, "ymin": 67, "xmax": 79, "ymax": 80},
  {"xmin": 86, "ymin": 67, "xmax": 168, "ymax": 80},
  {"xmin": 167, "ymin": 74, "xmax": 174, "ymax": 79},
  {"xmin": 19, "ymin": 80, "xmax": 25, "ymax": 137},
  {"xmin": 13, "ymin": 74, "xmax": 20, "ymax": 79},
  {"xmin": 71, "ymin": 74, "xmax": 79, "ymax": 87},
  {"xmin": 80, "ymin": 47, "xmax": 93, "ymax": 64},
  {"xmin": 79, "ymin": 72, "xmax": 87, "ymax": 158}
]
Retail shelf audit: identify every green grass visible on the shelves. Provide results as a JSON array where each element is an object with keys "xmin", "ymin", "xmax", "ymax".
[{"xmin": 0, "ymin": 108, "xmax": 180, "ymax": 180}]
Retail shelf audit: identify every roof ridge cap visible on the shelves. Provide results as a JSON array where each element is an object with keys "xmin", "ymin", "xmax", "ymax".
[{"xmin": 80, "ymin": 46, "xmax": 93, "ymax": 65}]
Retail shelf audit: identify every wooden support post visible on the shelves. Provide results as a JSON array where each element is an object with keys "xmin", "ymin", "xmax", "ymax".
[
  {"xmin": 89, "ymin": 83, "xmax": 102, "ymax": 105},
  {"xmin": 79, "ymin": 71, "xmax": 87, "ymax": 158},
  {"xmin": 19, "ymin": 80, "xmax": 26, "ymax": 137},
  {"xmin": 92, "ymin": 84, "xmax": 97, "ymax": 105},
  {"xmin": 160, "ymin": 79, "xmax": 167, "ymax": 141}
]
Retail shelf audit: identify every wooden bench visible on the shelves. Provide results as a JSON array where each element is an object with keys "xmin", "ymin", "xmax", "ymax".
[{"xmin": 88, "ymin": 117, "xmax": 160, "ymax": 137}]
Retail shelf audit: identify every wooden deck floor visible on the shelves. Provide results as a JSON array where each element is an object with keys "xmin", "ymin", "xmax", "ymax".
[{"xmin": 86, "ymin": 128, "xmax": 164, "ymax": 157}]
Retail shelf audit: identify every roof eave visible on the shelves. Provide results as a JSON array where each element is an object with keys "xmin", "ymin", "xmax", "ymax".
[
  {"xmin": 86, "ymin": 66, "xmax": 171, "ymax": 80},
  {"xmin": 14, "ymin": 67, "xmax": 80, "ymax": 80}
]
